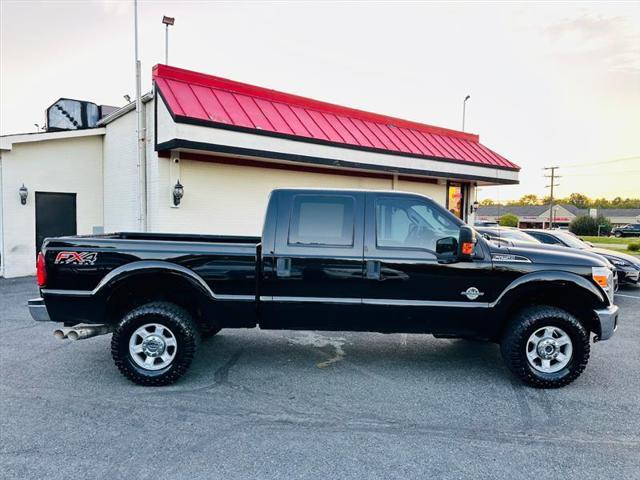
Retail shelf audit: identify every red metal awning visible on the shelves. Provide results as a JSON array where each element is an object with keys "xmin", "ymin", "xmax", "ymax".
[{"xmin": 153, "ymin": 64, "xmax": 519, "ymax": 172}]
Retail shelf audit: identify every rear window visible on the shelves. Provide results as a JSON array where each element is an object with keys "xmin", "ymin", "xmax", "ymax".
[{"xmin": 288, "ymin": 195, "xmax": 355, "ymax": 246}]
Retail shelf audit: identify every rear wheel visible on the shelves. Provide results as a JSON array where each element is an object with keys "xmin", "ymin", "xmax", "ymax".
[
  {"xmin": 501, "ymin": 306, "xmax": 590, "ymax": 388},
  {"xmin": 111, "ymin": 302, "xmax": 200, "ymax": 386}
]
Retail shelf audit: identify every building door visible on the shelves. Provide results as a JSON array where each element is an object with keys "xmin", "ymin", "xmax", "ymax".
[
  {"xmin": 447, "ymin": 182, "xmax": 467, "ymax": 220},
  {"xmin": 35, "ymin": 192, "xmax": 77, "ymax": 254}
]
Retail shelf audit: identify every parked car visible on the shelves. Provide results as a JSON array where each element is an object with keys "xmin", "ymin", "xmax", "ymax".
[
  {"xmin": 30, "ymin": 189, "xmax": 619, "ymax": 388},
  {"xmin": 523, "ymin": 229, "xmax": 640, "ymax": 286},
  {"xmin": 611, "ymin": 223, "xmax": 640, "ymax": 238},
  {"xmin": 476, "ymin": 227, "xmax": 620, "ymax": 289},
  {"xmin": 474, "ymin": 226, "xmax": 540, "ymax": 246}
]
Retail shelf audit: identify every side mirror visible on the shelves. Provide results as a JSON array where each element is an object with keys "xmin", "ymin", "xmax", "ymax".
[
  {"xmin": 458, "ymin": 226, "xmax": 477, "ymax": 261},
  {"xmin": 436, "ymin": 236, "xmax": 458, "ymax": 255}
]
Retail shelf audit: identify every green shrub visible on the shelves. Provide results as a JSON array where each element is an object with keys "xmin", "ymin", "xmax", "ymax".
[
  {"xmin": 498, "ymin": 213, "xmax": 519, "ymax": 227},
  {"xmin": 628, "ymin": 242, "xmax": 640, "ymax": 252},
  {"xmin": 569, "ymin": 215, "xmax": 611, "ymax": 236}
]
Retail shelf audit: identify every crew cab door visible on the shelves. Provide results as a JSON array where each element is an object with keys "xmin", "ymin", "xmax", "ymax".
[
  {"xmin": 260, "ymin": 191, "xmax": 365, "ymax": 330},
  {"xmin": 362, "ymin": 192, "xmax": 495, "ymax": 335}
]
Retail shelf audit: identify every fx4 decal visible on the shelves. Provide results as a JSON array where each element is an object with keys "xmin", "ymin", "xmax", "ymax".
[{"xmin": 54, "ymin": 251, "xmax": 98, "ymax": 265}]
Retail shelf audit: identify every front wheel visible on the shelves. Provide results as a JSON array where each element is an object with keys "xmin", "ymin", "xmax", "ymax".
[
  {"xmin": 111, "ymin": 302, "xmax": 200, "ymax": 386},
  {"xmin": 614, "ymin": 231, "xmax": 622, "ymax": 238},
  {"xmin": 501, "ymin": 306, "xmax": 590, "ymax": 388}
]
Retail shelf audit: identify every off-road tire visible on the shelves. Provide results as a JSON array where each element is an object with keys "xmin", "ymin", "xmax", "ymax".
[
  {"xmin": 111, "ymin": 302, "xmax": 200, "ymax": 386},
  {"xmin": 501, "ymin": 305, "xmax": 590, "ymax": 388}
]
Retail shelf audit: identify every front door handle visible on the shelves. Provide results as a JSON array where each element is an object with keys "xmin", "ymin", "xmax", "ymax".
[
  {"xmin": 366, "ymin": 260, "xmax": 381, "ymax": 280},
  {"xmin": 276, "ymin": 257, "xmax": 292, "ymax": 278}
]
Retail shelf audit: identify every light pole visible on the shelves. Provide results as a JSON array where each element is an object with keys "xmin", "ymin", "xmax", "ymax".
[
  {"xmin": 162, "ymin": 16, "xmax": 175, "ymax": 65},
  {"xmin": 462, "ymin": 95, "xmax": 470, "ymax": 132}
]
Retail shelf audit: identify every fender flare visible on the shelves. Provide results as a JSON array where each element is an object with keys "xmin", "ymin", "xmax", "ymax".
[
  {"xmin": 93, "ymin": 260, "xmax": 216, "ymax": 301},
  {"xmin": 491, "ymin": 270, "xmax": 607, "ymax": 310}
]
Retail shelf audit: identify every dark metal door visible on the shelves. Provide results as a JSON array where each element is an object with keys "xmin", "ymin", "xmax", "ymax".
[
  {"xmin": 362, "ymin": 192, "xmax": 495, "ymax": 335},
  {"xmin": 260, "ymin": 191, "xmax": 366, "ymax": 330},
  {"xmin": 35, "ymin": 192, "xmax": 77, "ymax": 254}
]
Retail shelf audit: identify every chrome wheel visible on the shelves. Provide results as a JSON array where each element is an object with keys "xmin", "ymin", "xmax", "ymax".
[
  {"xmin": 526, "ymin": 326, "xmax": 573, "ymax": 373},
  {"xmin": 128, "ymin": 323, "xmax": 177, "ymax": 371}
]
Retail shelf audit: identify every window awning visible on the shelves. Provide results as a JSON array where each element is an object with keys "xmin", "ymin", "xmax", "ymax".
[{"xmin": 153, "ymin": 65, "xmax": 519, "ymax": 173}]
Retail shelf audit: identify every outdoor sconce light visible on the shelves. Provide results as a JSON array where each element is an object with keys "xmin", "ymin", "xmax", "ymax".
[
  {"xmin": 172, "ymin": 180, "xmax": 184, "ymax": 206},
  {"xmin": 470, "ymin": 200, "xmax": 479, "ymax": 214},
  {"xmin": 19, "ymin": 184, "xmax": 28, "ymax": 205}
]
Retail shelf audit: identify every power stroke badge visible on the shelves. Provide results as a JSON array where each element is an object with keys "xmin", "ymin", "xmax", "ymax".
[{"xmin": 54, "ymin": 251, "xmax": 98, "ymax": 265}]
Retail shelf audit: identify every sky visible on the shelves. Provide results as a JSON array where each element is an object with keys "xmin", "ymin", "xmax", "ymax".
[{"xmin": 1, "ymin": 1, "xmax": 639, "ymax": 201}]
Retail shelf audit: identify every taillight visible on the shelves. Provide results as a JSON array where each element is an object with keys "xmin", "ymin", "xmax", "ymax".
[{"xmin": 36, "ymin": 252, "xmax": 47, "ymax": 287}]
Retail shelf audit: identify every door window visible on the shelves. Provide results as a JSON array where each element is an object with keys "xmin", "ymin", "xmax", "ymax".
[
  {"xmin": 375, "ymin": 196, "xmax": 460, "ymax": 254},
  {"xmin": 288, "ymin": 195, "xmax": 355, "ymax": 246}
]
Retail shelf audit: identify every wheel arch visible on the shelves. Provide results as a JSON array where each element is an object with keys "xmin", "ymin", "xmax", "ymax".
[
  {"xmin": 97, "ymin": 261, "xmax": 217, "ymax": 330},
  {"xmin": 493, "ymin": 271, "xmax": 607, "ymax": 339}
]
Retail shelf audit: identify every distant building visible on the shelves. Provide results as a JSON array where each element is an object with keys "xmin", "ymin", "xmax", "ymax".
[
  {"xmin": 476, "ymin": 205, "xmax": 640, "ymax": 228},
  {"xmin": 1, "ymin": 65, "xmax": 520, "ymax": 278}
]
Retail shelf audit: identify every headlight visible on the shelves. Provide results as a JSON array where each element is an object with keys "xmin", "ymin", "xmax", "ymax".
[{"xmin": 592, "ymin": 266, "xmax": 614, "ymax": 303}]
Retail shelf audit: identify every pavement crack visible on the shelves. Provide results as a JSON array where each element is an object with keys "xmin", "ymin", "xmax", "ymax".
[{"xmin": 213, "ymin": 349, "xmax": 243, "ymax": 384}]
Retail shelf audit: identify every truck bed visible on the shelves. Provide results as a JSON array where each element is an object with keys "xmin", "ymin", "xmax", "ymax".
[{"xmin": 74, "ymin": 231, "xmax": 261, "ymax": 245}]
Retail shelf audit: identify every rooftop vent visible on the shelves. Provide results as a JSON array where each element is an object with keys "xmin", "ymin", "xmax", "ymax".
[{"xmin": 46, "ymin": 98, "xmax": 116, "ymax": 132}]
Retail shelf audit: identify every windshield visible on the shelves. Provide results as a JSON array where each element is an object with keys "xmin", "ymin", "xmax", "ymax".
[
  {"xmin": 497, "ymin": 229, "xmax": 541, "ymax": 243},
  {"xmin": 554, "ymin": 231, "xmax": 589, "ymax": 249}
]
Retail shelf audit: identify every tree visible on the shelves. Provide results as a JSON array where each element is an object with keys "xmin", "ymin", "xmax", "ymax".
[
  {"xmin": 569, "ymin": 215, "xmax": 612, "ymax": 236},
  {"xmin": 499, "ymin": 213, "xmax": 519, "ymax": 227},
  {"xmin": 520, "ymin": 194, "xmax": 541, "ymax": 206},
  {"xmin": 507, "ymin": 194, "xmax": 540, "ymax": 206},
  {"xmin": 567, "ymin": 193, "xmax": 590, "ymax": 209},
  {"xmin": 480, "ymin": 199, "xmax": 497, "ymax": 206}
]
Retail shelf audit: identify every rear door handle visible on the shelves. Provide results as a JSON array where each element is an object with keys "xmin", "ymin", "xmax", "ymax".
[
  {"xmin": 276, "ymin": 257, "xmax": 292, "ymax": 278},
  {"xmin": 366, "ymin": 260, "xmax": 381, "ymax": 280}
]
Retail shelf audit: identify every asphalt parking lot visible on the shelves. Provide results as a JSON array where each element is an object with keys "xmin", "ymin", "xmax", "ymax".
[{"xmin": 1, "ymin": 277, "xmax": 639, "ymax": 479}]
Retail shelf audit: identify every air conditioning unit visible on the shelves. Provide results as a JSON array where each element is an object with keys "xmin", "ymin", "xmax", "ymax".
[{"xmin": 46, "ymin": 98, "xmax": 109, "ymax": 131}]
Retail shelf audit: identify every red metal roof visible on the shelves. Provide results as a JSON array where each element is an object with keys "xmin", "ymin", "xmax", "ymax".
[{"xmin": 153, "ymin": 65, "xmax": 519, "ymax": 171}]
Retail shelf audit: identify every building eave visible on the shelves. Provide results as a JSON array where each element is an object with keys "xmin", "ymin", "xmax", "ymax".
[{"xmin": 0, "ymin": 128, "xmax": 106, "ymax": 151}]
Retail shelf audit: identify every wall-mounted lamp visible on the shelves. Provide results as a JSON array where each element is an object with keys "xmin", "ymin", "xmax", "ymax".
[
  {"xmin": 19, "ymin": 184, "xmax": 28, "ymax": 205},
  {"xmin": 172, "ymin": 180, "xmax": 184, "ymax": 206},
  {"xmin": 469, "ymin": 200, "xmax": 479, "ymax": 214}
]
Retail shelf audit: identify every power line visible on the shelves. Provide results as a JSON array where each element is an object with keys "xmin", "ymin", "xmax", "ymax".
[{"xmin": 563, "ymin": 155, "xmax": 640, "ymax": 168}]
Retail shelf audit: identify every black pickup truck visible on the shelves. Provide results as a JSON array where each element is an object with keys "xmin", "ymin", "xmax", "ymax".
[{"xmin": 29, "ymin": 189, "xmax": 619, "ymax": 388}]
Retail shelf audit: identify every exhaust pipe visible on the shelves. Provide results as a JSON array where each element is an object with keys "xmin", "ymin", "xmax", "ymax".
[
  {"xmin": 54, "ymin": 323, "xmax": 113, "ymax": 341},
  {"xmin": 53, "ymin": 327, "xmax": 75, "ymax": 340}
]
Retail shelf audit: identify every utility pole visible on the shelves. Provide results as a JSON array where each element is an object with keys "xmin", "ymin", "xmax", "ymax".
[
  {"xmin": 544, "ymin": 167, "xmax": 560, "ymax": 229},
  {"xmin": 134, "ymin": 0, "xmax": 146, "ymax": 231}
]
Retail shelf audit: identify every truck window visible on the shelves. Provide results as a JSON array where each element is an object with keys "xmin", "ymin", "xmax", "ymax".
[
  {"xmin": 288, "ymin": 195, "xmax": 355, "ymax": 246},
  {"xmin": 375, "ymin": 196, "xmax": 459, "ymax": 253}
]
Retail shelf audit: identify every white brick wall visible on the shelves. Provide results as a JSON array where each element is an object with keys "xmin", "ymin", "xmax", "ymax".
[
  {"xmin": 103, "ymin": 110, "xmax": 140, "ymax": 232},
  {"xmin": 0, "ymin": 135, "xmax": 103, "ymax": 278}
]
